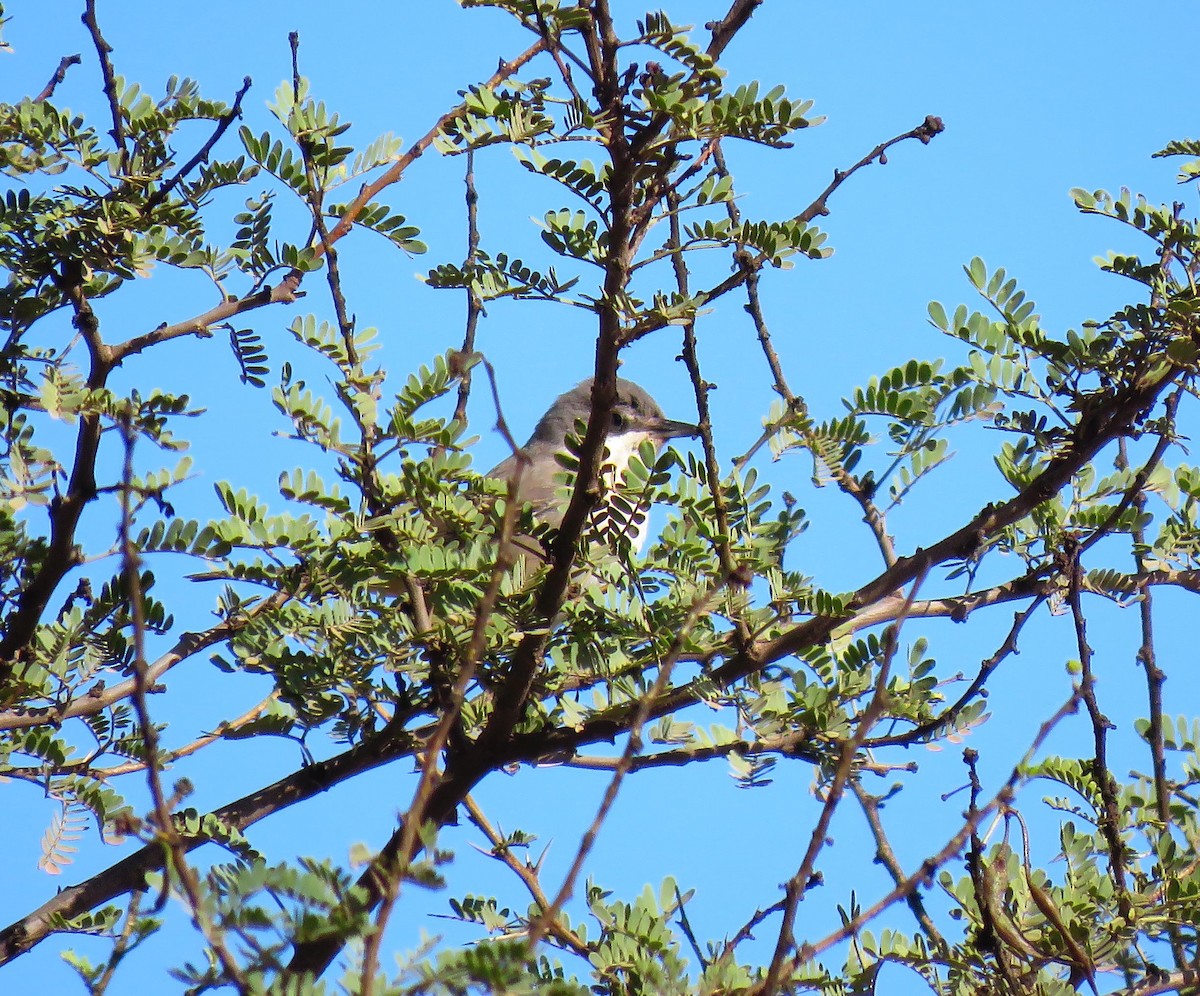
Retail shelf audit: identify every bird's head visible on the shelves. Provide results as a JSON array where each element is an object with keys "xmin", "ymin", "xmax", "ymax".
[{"xmin": 527, "ymin": 377, "xmax": 698, "ymax": 467}]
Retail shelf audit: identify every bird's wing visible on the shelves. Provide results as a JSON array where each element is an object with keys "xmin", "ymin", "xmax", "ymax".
[{"xmin": 488, "ymin": 446, "xmax": 565, "ymax": 527}]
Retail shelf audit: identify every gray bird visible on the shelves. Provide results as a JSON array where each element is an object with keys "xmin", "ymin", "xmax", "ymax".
[{"xmin": 489, "ymin": 377, "xmax": 698, "ymax": 564}]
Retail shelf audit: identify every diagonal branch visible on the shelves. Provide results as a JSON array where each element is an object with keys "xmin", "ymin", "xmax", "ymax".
[
  {"xmin": 0, "ymin": 591, "xmax": 288, "ymax": 732},
  {"xmin": 705, "ymin": 0, "xmax": 764, "ymax": 57},
  {"xmin": 143, "ymin": 75, "xmax": 253, "ymax": 213},
  {"xmin": 735, "ymin": 370, "xmax": 1178, "ymax": 683},
  {"xmin": 462, "ymin": 793, "xmax": 590, "ymax": 957},
  {"xmin": 34, "ymin": 54, "xmax": 82, "ymax": 103},
  {"xmin": 627, "ymin": 116, "xmax": 946, "ymax": 345},
  {"xmin": 0, "ymin": 706, "xmax": 422, "ymax": 965},
  {"xmin": 533, "ymin": 365, "xmax": 1180, "ymax": 741},
  {"xmin": 320, "ymin": 41, "xmax": 545, "ymax": 248},
  {"xmin": 110, "ymin": 40, "xmax": 547, "ymax": 366}
]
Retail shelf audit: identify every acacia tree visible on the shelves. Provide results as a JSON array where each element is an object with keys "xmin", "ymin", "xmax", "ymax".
[{"xmin": 1, "ymin": 1, "xmax": 1199, "ymax": 993}]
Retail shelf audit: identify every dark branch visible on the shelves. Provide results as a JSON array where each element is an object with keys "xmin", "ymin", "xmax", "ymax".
[
  {"xmin": 33, "ymin": 54, "xmax": 81, "ymax": 102},
  {"xmin": 706, "ymin": 0, "xmax": 764, "ymax": 58},
  {"xmin": 451, "ymin": 149, "xmax": 483, "ymax": 427},
  {"xmin": 0, "ymin": 707, "xmax": 421, "ymax": 965},
  {"xmin": 798, "ymin": 115, "xmax": 944, "ymax": 224},
  {"xmin": 0, "ymin": 267, "xmax": 114, "ymax": 681},
  {"xmin": 81, "ymin": 0, "xmax": 126, "ymax": 168},
  {"xmin": 144, "ymin": 75, "xmax": 253, "ymax": 213},
  {"xmin": 627, "ymin": 116, "xmax": 946, "ymax": 344}
]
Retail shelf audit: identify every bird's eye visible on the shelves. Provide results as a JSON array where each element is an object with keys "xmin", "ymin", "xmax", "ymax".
[{"xmin": 611, "ymin": 411, "xmax": 626, "ymax": 429}]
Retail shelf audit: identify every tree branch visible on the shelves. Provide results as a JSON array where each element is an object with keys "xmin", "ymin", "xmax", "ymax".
[
  {"xmin": 760, "ymin": 691, "xmax": 1082, "ymax": 992},
  {"xmin": 0, "ymin": 592, "xmax": 287, "ymax": 732},
  {"xmin": 1065, "ymin": 539, "xmax": 1133, "ymax": 923},
  {"xmin": 0, "ymin": 267, "xmax": 114, "ymax": 682},
  {"xmin": 626, "ymin": 116, "xmax": 946, "ymax": 344},
  {"xmin": 143, "ymin": 75, "xmax": 253, "ymax": 213},
  {"xmin": 110, "ymin": 40, "xmax": 547, "ymax": 367},
  {"xmin": 0, "ymin": 707, "xmax": 421, "ymax": 965},
  {"xmin": 81, "ymin": 0, "xmax": 125, "ymax": 168},
  {"xmin": 705, "ymin": 0, "xmax": 764, "ymax": 58},
  {"xmin": 33, "ymin": 54, "xmax": 81, "ymax": 103},
  {"xmin": 461, "ymin": 793, "xmax": 590, "ymax": 958}
]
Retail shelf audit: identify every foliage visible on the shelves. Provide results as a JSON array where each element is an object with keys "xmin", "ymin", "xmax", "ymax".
[{"xmin": 0, "ymin": 2, "xmax": 1198, "ymax": 994}]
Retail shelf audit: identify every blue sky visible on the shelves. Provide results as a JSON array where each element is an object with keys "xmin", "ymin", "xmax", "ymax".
[{"xmin": 4, "ymin": 1, "xmax": 1200, "ymax": 991}]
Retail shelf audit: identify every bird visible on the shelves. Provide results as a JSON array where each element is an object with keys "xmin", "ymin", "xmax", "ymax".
[{"xmin": 488, "ymin": 377, "xmax": 698, "ymax": 566}]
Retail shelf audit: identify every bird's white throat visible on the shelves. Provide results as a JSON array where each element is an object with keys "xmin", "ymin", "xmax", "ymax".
[
  {"xmin": 601, "ymin": 430, "xmax": 652, "ymax": 478},
  {"xmin": 599, "ymin": 430, "xmax": 654, "ymax": 553}
]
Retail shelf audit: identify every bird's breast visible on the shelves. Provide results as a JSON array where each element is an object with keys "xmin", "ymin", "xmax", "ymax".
[{"xmin": 599, "ymin": 431, "xmax": 654, "ymax": 554}]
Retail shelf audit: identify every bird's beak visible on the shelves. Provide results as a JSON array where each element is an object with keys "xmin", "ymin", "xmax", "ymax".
[{"xmin": 644, "ymin": 415, "xmax": 700, "ymax": 441}]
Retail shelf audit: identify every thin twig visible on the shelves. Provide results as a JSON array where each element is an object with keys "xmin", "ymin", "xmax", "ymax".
[
  {"xmin": 144, "ymin": 76, "xmax": 252, "ymax": 212},
  {"xmin": 1011, "ymin": 807, "xmax": 1099, "ymax": 992},
  {"xmin": 81, "ymin": 0, "xmax": 126, "ymax": 169},
  {"xmin": 118, "ymin": 421, "xmax": 248, "ymax": 991},
  {"xmin": 320, "ymin": 40, "xmax": 545, "ymax": 248},
  {"xmin": 291, "ymin": 32, "xmax": 357, "ymax": 366},
  {"xmin": 528, "ymin": 570, "xmax": 737, "ymax": 945},
  {"xmin": 758, "ymin": 571, "xmax": 925, "ymax": 995},
  {"xmin": 34, "ymin": 54, "xmax": 82, "ymax": 102},
  {"xmin": 712, "ymin": 143, "xmax": 793, "ymax": 403},
  {"xmin": 461, "ymin": 794, "xmax": 590, "ymax": 957},
  {"xmin": 963, "ymin": 747, "xmax": 1025, "ymax": 990},
  {"xmin": 563, "ymin": 727, "xmax": 826, "ymax": 771},
  {"xmin": 806, "ymin": 116, "xmax": 945, "ymax": 223},
  {"xmin": 3, "ymin": 693, "xmax": 280, "ymax": 783},
  {"xmin": 722, "ymin": 899, "xmax": 786, "ymax": 960},
  {"xmin": 866, "ymin": 594, "xmax": 1048, "ymax": 749},
  {"xmin": 1121, "ymin": 431, "xmax": 1186, "ymax": 971},
  {"xmin": 850, "ymin": 780, "xmax": 948, "ymax": 951},
  {"xmin": 1064, "ymin": 539, "xmax": 1133, "ymax": 923},
  {"xmin": 667, "ymin": 188, "xmax": 746, "ymax": 631},
  {"xmin": 90, "ymin": 889, "xmax": 143, "ymax": 994},
  {"xmin": 0, "ymin": 592, "xmax": 287, "ymax": 732},
  {"xmin": 452, "ymin": 148, "xmax": 484, "ymax": 428},
  {"xmin": 531, "ymin": 6, "xmax": 589, "ymax": 108},
  {"xmin": 97, "ymin": 693, "xmax": 279, "ymax": 776},
  {"xmin": 712, "ymin": 140, "xmax": 897, "ymax": 565},
  {"xmin": 626, "ymin": 116, "xmax": 946, "ymax": 345}
]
